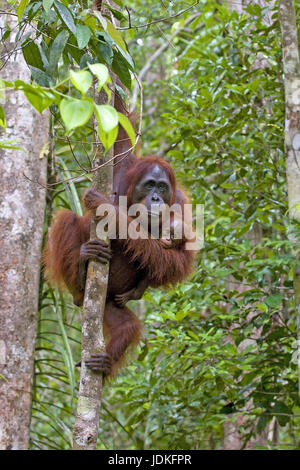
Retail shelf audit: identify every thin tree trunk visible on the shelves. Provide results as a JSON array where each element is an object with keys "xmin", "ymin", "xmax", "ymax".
[
  {"xmin": 72, "ymin": 1, "xmax": 120, "ymax": 449},
  {"xmin": 0, "ymin": 2, "xmax": 49, "ymax": 449},
  {"xmin": 278, "ymin": 0, "xmax": 300, "ymax": 398},
  {"xmin": 72, "ymin": 86, "xmax": 115, "ymax": 450}
]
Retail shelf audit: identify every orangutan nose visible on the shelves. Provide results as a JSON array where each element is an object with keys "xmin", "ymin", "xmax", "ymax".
[{"xmin": 151, "ymin": 193, "xmax": 160, "ymax": 202}]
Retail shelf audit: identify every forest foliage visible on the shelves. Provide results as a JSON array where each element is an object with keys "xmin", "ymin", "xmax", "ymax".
[{"xmin": 1, "ymin": 0, "xmax": 300, "ymax": 450}]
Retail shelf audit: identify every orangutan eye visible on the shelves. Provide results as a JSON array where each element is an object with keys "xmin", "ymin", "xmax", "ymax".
[
  {"xmin": 145, "ymin": 180, "xmax": 155, "ymax": 190},
  {"xmin": 158, "ymin": 183, "xmax": 168, "ymax": 192}
]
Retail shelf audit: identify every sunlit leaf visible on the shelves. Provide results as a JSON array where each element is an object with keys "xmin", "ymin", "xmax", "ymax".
[
  {"xmin": 97, "ymin": 124, "xmax": 118, "ymax": 152},
  {"xmin": 95, "ymin": 106, "xmax": 118, "ymax": 151},
  {"xmin": 24, "ymin": 88, "xmax": 55, "ymax": 113},
  {"xmin": 17, "ymin": 0, "xmax": 29, "ymax": 21},
  {"xmin": 117, "ymin": 112, "xmax": 135, "ymax": 147},
  {"xmin": 106, "ymin": 19, "xmax": 127, "ymax": 52},
  {"xmin": 95, "ymin": 104, "xmax": 118, "ymax": 133},
  {"xmin": 88, "ymin": 63, "xmax": 109, "ymax": 89},
  {"xmin": 0, "ymin": 105, "xmax": 6, "ymax": 129},
  {"xmin": 69, "ymin": 70, "xmax": 92, "ymax": 95},
  {"xmin": 0, "ymin": 140, "xmax": 24, "ymax": 150},
  {"xmin": 60, "ymin": 98, "xmax": 93, "ymax": 131}
]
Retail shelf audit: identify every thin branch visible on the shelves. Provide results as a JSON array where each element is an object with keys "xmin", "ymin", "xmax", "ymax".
[
  {"xmin": 65, "ymin": 135, "xmax": 90, "ymax": 172},
  {"xmin": 117, "ymin": 1, "xmax": 200, "ymax": 30}
]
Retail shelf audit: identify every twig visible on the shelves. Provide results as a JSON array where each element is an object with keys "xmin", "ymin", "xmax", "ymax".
[
  {"xmin": 118, "ymin": 1, "xmax": 200, "ymax": 30},
  {"xmin": 65, "ymin": 135, "xmax": 90, "ymax": 172},
  {"xmin": 125, "ymin": 6, "xmax": 132, "ymax": 29}
]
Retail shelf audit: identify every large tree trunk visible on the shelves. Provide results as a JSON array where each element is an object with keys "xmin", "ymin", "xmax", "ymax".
[
  {"xmin": 278, "ymin": 0, "xmax": 300, "ymax": 397},
  {"xmin": 0, "ymin": 4, "xmax": 49, "ymax": 449}
]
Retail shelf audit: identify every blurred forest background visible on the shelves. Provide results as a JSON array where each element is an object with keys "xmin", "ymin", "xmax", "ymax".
[{"xmin": 1, "ymin": 0, "xmax": 300, "ymax": 450}]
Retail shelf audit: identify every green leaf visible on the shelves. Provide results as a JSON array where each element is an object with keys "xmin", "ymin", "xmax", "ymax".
[
  {"xmin": 70, "ymin": 70, "xmax": 92, "ymax": 95},
  {"xmin": 106, "ymin": 19, "xmax": 127, "ymax": 52},
  {"xmin": 64, "ymin": 38, "xmax": 85, "ymax": 65},
  {"xmin": 103, "ymin": 83, "xmax": 111, "ymax": 102},
  {"xmin": 0, "ymin": 105, "xmax": 6, "ymax": 129},
  {"xmin": 265, "ymin": 294, "xmax": 283, "ymax": 308},
  {"xmin": 108, "ymin": 22, "xmax": 134, "ymax": 70},
  {"xmin": 111, "ymin": 0, "xmax": 123, "ymax": 6},
  {"xmin": 94, "ymin": 12, "xmax": 133, "ymax": 69},
  {"xmin": 43, "ymin": 0, "xmax": 54, "ymax": 13},
  {"xmin": 112, "ymin": 50, "xmax": 131, "ymax": 89},
  {"xmin": 117, "ymin": 112, "xmax": 135, "ymax": 147},
  {"xmin": 115, "ymin": 83, "xmax": 126, "ymax": 101},
  {"xmin": 56, "ymin": 294, "xmax": 75, "ymax": 396},
  {"xmin": 95, "ymin": 104, "xmax": 119, "ymax": 151},
  {"xmin": 272, "ymin": 402, "xmax": 292, "ymax": 426},
  {"xmin": 24, "ymin": 88, "xmax": 55, "ymax": 113},
  {"xmin": 54, "ymin": 1, "xmax": 76, "ymax": 35},
  {"xmin": 240, "ymin": 371, "xmax": 257, "ymax": 386},
  {"xmin": 113, "ymin": 43, "xmax": 134, "ymax": 71},
  {"xmin": 105, "ymin": 5, "xmax": 126, "ymax": 21},
  {"xmin": 76, "ymin": 24, "xmax": 91, "ymax": 49},
  {"xmin": 0, "ymin": 140, "xmax": 24, "ymax": 150},
  {"xmin": 256, "ymin": 303, "xmax": 268, "ymax": 313},
  {"xmin": 175, "ymin": 310, "xmax": 189, "ymax": 321},
  {"xmin": 97, "ymin": 123, "xmax": 118, "ymax": 151},
  {"xmin": 80, "ymin": 53, "xmax": 94, "ymax": 69},
  {"xmin": 94, "ymin": 11, "xmax": 127, "ymax": 53},
  {"xmin": 95, "ymin": 32, "xmax": 114, "ymax": 66},
  {"xmin": 48, "ymin": 30, "xmax": 69, "ymax": 75},
  {"xmin": 11, "ymin": 80, "xmax": 54, "ymax": 113},
  {"xmin": 257, "ymin": 414, "xmax": 270, "ymax": 435},
  {"xmin": 95, "ymin": 104, "xmax": 118, "ymax": 133},
  {"xmin": 84, "ymin": 14, "xmax": 97, "ymax": 31},
  {"xmin": 22, "ymin": 41, "xmax": 44, "ymax": 70},
  {"xmin": 2, "ymin": 25, "xmax": 11, "ymax": 43},
  {"xmin": 17, "ymin": 0, "xmax": 29, "ymax": 21},
  {"xmin": 58, "ymin": 157, "xmax": 83, "ymax": 216},
  {"xmin": 88, "ymin": 63, "xmax": 109, "ymax": 89},
  {"xmin": 22, "ymin": 1, "xmax": 42, "ymax": 21},
  {"xmin": 93, "ymin": 11, "xmax": 107, "ymax": 30},
  {"xmin": 60, "ymin": 98, "xmax": 93, "ymax": 131},
  {"xmin": 29, "ymin": 66, "xmax": 51, "ymax": 87}
]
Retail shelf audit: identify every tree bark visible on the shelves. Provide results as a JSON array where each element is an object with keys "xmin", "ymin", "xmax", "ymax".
[
  {"xmin": 0, "ymin": 3, "xmax": 49, "ymax": 449},
  {"xmin": 72, "ymin": 87, "xmax": 115, "ymax": 450},
  {"xmin": 71, "ymin": 0, "xmax": 122, "ymax": 450},
  {"xmin": 278, "ymin": 0, "xmax": 300, "ymax": 397}
]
